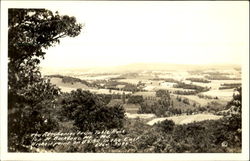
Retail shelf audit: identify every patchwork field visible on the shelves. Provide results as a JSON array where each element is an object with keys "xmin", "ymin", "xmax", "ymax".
[
  {"xmin": 201, "ymin": 89, "xmax": 234, "ymax": 101},
  {"xmin": 147, "ymin": 113, "xmax": 223, "ymax": 125},
  {"xmin": 46, "ymin": 66, "xmax": 241, "ymax": 125}
]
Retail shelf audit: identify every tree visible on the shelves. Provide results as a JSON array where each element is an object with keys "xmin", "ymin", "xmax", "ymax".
[
  {"xmin": 8, "ymin": 9, "xmax": 82, "ymax": 92},
  {"xmin": 122, "ymin": 92, "xmax": 126, "ymax": 104},
  {"xmin": 226, "ymin": 87, "xmax": 241, "ymax": 114},
  {"xmin": 156, "ymin": 119, "xmax": 175, "ymax": 133},
  {"xmin": 61, "ymin": 89, "xmax": 125, "ymax": 132},
  {"xmin": 127, "ymin": 95, "xmax": 144, "ymax": 104},
  {"xmin": 156, "ymin": 89, "xmax": 170, "ymax": 98},
  {"xmin": 8, "ymin": 9, "xmax": 82, "ymax": 152}
]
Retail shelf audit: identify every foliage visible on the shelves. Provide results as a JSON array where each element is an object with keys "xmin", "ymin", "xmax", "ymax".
[
  {"xmin": 186, "ymin": 78, "xmax": 211, "ymax": 83},
  {"xmin": 182, "ymin": 98, "xmax": 190, "ymax": 105},
  {"xmin": 219, "ymin": 83, "xmax": 241, "ymax": 90},
  {"xmin": 139, "ymin": 94, "xmax": 171, "ymax": 117},
  {"xmin": 8, "ymin": 9, "xmax": 82, "ymax": 152},
  {"xmin": 156, "ymin": 89, "xmax": 170, "ymax": 98},
  {"xmin": 61, "ymin": 89, "xmax": 125, "ymax": 132},
  {"xmin": 174, "ymin": 90, "xmax": 198, "ymax": 95},
  {"xmin": 197, "ymin": 94, "xmax": 218, "ymax": 99},
  {"xmin": 225, "ymin": 87, "xmax": 242, "ymax": 113},
  {"xmin": 8, "ymin": 9, "xmax": 82, "ymax": 89},
  {"xmin": 123, "ymin": 84, "xmax": 139, "ymax": 92},
  {"xmin": 8, "ymin": 80, "xmax": 61, "ymax": 151},
  {"xmin": 156, "ymin": 119, "xmax": 175, "ymax": 133},
  {"xmin": 8, "ymin": 100, "xmax": 60, "ymax": 152},
  {"xmin": 205, "ymin": 75, "xmax": 240, "ymax": 80},
  {"xmin": 123, "ymin": 117, "xmax": 241, "ymax": 153},
  {"xmin": 206, "ymin": 101, "xmax": 224, "ymax": 112},
  {"xmin": 44, "ymin": 109, "xmax": 241, "ymax": 153},
  {"xmin": 127, "ymin": 95, "xmax": 144, "ymax": 104},
  {"xmin": 173, "ymin": 82, "xmax": 210, "ymax": 92},
  {"xmin": 97, "ymin": 94, "xmax": 113, "ymax": 105}
]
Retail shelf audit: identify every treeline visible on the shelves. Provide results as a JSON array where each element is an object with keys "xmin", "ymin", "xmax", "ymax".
[
  {"xmin": 205, "ymin": 75, "xmax": 241, "ymax": 80},
  {"xmin": 173, "ymin": 82, "xmax": 209, "ymax": 91},
  {"xmin": 174, "ymin": 90, "xmax": 198, "ymax": 95},
  {"xmin": 105, "ymin": 80, "xmax": 142, "ymax": 93},
  {"xmin": 186, "ymin": 78, "xmax": 211, "ymax": 83},
  {"xmin": 173, "ymin": 82, "xmax": 210, "ymax": 95},
  {"xmin": 197, "ymin": 94, "xmax": 218, "ymax": 99},
  {"xmin": 219, "ymin": 83, "xmax": 241, "ymax": 90},
  {"xmin": 110, "ymin": 77, "xmax": 126, "ymax": 80}
]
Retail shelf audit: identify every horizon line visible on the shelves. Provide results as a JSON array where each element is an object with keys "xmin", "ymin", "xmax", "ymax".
[{"xmin": 40, "ymin": 62, "xmax": 242, "ymax": 69}]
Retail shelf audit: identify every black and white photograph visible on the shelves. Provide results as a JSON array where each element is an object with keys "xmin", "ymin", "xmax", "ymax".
[{"xmin": 0, "ymin": 1, "xmax": 249, "ymax": 161}]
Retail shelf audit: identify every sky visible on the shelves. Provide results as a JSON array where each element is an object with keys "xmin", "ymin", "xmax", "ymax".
[{"xmin": 34, "ymin": 1, "xmax": 249, "ymax": 69}]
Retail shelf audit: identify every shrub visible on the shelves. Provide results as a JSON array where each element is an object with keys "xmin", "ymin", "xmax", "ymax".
[{"xmin": 156, "ymin": 119, "xmax": 175, "ymax": 133}]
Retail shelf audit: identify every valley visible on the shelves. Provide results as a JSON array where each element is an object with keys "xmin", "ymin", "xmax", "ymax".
[{"xmin": 42, "ymin": 63, "xmax": 241, "ymax": 125}]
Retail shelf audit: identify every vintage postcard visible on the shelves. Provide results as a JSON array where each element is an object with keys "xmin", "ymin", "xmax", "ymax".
[{"xmin": 0, "ymin": 1, "xmax": 249, "ymax": 161}]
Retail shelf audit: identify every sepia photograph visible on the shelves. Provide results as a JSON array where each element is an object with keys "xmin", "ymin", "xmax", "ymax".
[{"xmin": 0, "ymin": 1, "xmax": 249, "ymax": 161}]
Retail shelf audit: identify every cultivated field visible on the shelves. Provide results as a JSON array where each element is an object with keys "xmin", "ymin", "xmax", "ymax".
[{"xmin": 147, "ymin": 114, "xmax": 223, "ymax": 125}]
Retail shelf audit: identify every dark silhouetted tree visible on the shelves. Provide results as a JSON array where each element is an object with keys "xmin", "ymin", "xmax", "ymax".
[{"xmin": 8, "ymin": 9, "xmax": 82, "ymax": 152}]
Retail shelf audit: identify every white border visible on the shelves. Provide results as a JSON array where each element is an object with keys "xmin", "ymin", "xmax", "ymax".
[{"xmin": 1, "ymin": 1, "xmax": 249, "ymax": 161}]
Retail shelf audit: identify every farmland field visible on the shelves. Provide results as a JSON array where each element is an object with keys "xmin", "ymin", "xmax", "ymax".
[
  {"xmin": 201, "ymin": 89, "xmax": 234, "ymax": 101},
  {"xmin": 147, "ymin": 113, "xmax": 223, "ymax": 125}
]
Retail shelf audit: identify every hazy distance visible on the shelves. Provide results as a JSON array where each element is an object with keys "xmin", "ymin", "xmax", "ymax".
[{"xmin": 40, "ymin": 62, "xmax": 241, "ymax": 75}]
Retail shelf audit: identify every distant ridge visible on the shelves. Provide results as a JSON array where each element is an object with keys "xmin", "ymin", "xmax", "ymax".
[{"xmin": 41, "ymin": 63, "xmax": 241, "ymax": 75}]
